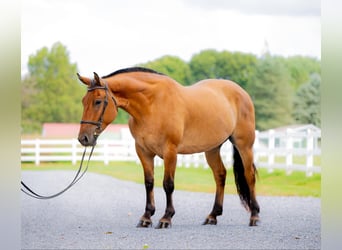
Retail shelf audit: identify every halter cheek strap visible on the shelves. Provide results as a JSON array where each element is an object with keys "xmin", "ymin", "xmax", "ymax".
[{"xmin": 80, "ymin": 82, "xmax": 118, "ymax": 132}]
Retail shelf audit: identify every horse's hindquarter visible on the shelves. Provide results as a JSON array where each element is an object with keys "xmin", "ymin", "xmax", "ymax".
[{"xmin": 177, "ymin": 79, "xmax": 247, "ymax": 154}]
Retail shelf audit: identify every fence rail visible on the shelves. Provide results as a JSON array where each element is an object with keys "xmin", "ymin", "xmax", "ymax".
[{"xmin": 21, "ymin": 128, "xmax": 321, "ymax": 176}]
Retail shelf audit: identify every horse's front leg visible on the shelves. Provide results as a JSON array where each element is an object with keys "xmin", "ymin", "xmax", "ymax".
[
  {"xmin": 156, "ymin": 144, "xmax": 177, "ymax": 229},
  {"xmin": 135, "ymin": 144, "xmax": 156, "ymax": 228}
]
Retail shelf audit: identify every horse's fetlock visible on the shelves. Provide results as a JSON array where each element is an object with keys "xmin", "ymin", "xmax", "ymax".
[
  {"xmin": 212, "ymin": 202, "xmax": 223, "ymax": 216},
  {"xmin": 165, "ymin": 207, "xmax": 175, "ymax": 218},
  {"xmin": 145, "ymin": 204, "xmax": 155, "ymax": 216}
]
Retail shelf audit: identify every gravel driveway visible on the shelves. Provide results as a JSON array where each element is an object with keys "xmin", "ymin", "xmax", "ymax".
[{"xmin": 21, "ymin": 171, "xmax": 320, "ymax": 249}]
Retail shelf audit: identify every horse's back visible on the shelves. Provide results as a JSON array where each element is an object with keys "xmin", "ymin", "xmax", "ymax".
[
  {"xmin": 192, "ymin": 79, "xmax": 252, "ymax": 103},
  {"xmin": 184, "ymin": 79, "xmax": 254, "ymax": 121}
]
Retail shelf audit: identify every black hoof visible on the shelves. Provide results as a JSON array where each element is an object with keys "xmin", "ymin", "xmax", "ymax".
[
  {"xmin": 155, "ymin": 221, "xmax": 171, "ymax": 229},
  {"xmin": 202, "ymin": 217, "xmax": 217, "ymax": 225},
  {"xmin": 249, "ymin": 216, "xmax": 259, "ymax": 226},
  {"xmin": 136, "ymin": 219, "xmax": 152, "ymax": 228}
]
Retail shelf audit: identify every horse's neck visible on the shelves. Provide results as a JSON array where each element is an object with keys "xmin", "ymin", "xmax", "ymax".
[{"xmin": 107, "ymin": 73, "xmax": 163, "ymax": 120}]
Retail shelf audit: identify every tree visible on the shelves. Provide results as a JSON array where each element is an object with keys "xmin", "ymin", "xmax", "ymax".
[
  {"xmin": 189, "ymin": 49, "xmax": 257, "ymax": 89},
  {"xmin": 216, "ymin": 51, "xmax": 257, "ymax": 89},
  {"xmin": 113, "ymin": 109, "xmax": 130, "ymax": 124},
  {"xmin": 248, "ymin": 55, "xmax": 293, "ymax": 130},
  {"xmin": 22, "ymin": 42, "xmax": 84, "ymax": 133},
  {"xmin": 282, "ymin": 56, "xmax": 321, "ymax": 90},
  {"xmin": 139, "ymin": 55, "xmax": 193, "ymax": 85},
  {"xmin": 21, "ymin": 75, "xmax": 40, "ymax": 132},
  {"xmin": 189, "ymin": 49, "xmax": 221, "ymax": 80},
  {"xmin": 292, "ymin": 73, "xmax": 321, "ymax": 126}
]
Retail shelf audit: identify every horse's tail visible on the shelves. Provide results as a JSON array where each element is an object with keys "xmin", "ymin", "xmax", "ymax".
[{"xmin": 232, "ymin": 146, "xmax": 254, "ymax": 211}]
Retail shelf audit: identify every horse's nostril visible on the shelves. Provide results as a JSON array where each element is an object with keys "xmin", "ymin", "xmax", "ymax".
[{"xmin": 78, "ymin": 134, "xmax": 89, "ymax": 145}]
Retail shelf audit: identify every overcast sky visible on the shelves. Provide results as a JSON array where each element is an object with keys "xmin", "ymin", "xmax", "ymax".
[{"xmin": 21, "ymin": 0, "xmax": 320, "ymax": 77}]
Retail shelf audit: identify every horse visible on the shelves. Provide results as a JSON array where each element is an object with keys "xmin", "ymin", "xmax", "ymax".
[{"xmin": 77, "ymin": 67, "xmax": 260, "ymax": 228}]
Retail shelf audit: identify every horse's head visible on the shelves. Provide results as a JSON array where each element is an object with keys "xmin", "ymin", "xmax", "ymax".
[{"xmin": 77, "ymin": 72, "xmax": 118, "ymax": 146}]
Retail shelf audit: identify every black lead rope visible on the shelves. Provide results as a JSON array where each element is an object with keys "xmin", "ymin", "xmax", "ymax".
[{"xmin": 21, "ymin": 145, "xmax": 95, "ymax": 199}]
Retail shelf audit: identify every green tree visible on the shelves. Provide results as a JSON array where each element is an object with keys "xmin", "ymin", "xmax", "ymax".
[
  {"xmin": 189, "ymin": 49, "xmax": 257, "ymax": 89},
  {"xmin": 189, "ymin": 49, "xmax": 220, "ymax": 80},
  {"xmin": 248, "ymin": 55, "xmax": 293, "ymax": 130},
  {"xmin": 292, "ymin": 73, "xmax": 321, "ymax": 126},
  {"xmin": 22, "ymin": 42, "xmax": 84, "ymax": 133},
  {"xmin": 139, "ymin": 55, "xmax": 193, "ymax": 85},
  {"xmin": 282, "ymin": 56, "xmax": 321, "ymax": 90},
  {"xmin": 21, "ymin": 75, "xmax": 40, "ymax": 132},
  {"xmin": 216, "ymin": 51, "xmax": 257, "ymax": 89},
  {"xmin": 113, "ymin": 109, "xmax": 130, "ymax": 124}
]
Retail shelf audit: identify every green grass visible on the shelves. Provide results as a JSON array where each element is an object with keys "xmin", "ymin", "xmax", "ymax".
[{"xmin": 22, "ymin": 161, "xmax": 321, "ymax": 197}]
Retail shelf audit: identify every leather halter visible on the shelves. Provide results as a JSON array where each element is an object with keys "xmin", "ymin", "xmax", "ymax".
[{"xmin": 80, "ymin": 81, "xmax": 118, "ymax": 134}]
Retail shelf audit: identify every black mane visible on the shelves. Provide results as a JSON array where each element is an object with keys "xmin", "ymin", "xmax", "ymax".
[{"xmin": 102, "ymin": 67, "xmax": 164, "ymax": 79}]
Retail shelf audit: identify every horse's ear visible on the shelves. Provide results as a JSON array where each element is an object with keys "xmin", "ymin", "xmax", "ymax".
[
  {"xmin": 77, "ymin": 73, "xmax": 91, "ymax": 86},
  {"xmin": 93, "ymin": 72, "xmax": 103, "ymax": 86}
]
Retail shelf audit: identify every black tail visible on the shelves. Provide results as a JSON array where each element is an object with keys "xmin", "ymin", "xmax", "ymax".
[{"xmin": 232, "ymin": 146, "xmax": 255, "ymax": 211}]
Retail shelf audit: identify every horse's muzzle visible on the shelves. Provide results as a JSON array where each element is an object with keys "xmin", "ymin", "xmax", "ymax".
[{"xmin": 78, "ymin": 133, "xmax": 97, "ymax": 146}]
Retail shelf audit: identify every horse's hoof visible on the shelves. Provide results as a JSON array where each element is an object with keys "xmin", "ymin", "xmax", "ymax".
[
  {"xmin": 136, "ymin": 219, "xmax": 152, "ymax": 228},
  {"xmin": 202, "ymin": 217, "xmax": 217, "ymax": 225},
  {"xmin": 249, "ymin": 216, "xmax": 259, "ymax": 226},
  {"xmin": 155, "ymin": 220, "xmax": 171, "ymax": 229}
]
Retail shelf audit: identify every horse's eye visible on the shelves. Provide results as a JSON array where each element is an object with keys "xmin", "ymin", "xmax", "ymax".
[{"xmin": 94, "ymin": 100, "xmax": 102, "ymax": 106}]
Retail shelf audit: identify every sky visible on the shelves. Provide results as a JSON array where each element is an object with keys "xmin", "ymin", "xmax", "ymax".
[{"xmin": 21, "ymin": 0, "xmax": 321, "ymax": 77}]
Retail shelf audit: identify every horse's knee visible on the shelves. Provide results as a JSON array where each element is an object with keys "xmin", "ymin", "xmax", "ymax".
[{"xmin": 145, "ymin": 178, "xmax": 154, "ymax": 191}]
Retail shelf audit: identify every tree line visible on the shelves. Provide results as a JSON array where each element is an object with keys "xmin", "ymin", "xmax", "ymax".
[{"xmin": 22, "ymin": 42, "xmax": 320, "ymax": 133}]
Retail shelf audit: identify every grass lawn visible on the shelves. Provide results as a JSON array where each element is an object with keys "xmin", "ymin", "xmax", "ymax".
[{"xmin": 22, "ymin": 160, "xmax": 320, "ymax": 197}]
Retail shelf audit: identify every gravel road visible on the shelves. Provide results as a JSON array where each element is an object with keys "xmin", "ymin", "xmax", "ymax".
[{"xmin": 21, "ymin": 171, "xmax": 320, "ymax": 249}]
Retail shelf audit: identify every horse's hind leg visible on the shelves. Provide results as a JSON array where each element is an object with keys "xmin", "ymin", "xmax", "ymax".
[
  {"xmin": 232, "ymin": 136, "xmax": 260, "ymax": 226},
  {"xmin": 203, "ymin": 146, "xmax": 227, "ymax": 225}
]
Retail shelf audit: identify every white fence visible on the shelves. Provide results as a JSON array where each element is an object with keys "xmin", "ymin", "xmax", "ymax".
[{"xmin": 21, "ymin": 128, "xmax": 321, "ymax": 176}]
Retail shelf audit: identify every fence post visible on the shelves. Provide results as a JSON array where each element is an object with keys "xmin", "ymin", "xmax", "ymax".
[
  {"xmin": 71, "ymin": 139, "xmax": 77, "ymax": 165},
  {"xmin": 223, "ymin": 142, "xmax": 232, "ymax": 169},
  {"xmin": 254, "ymin": 130, "xmax": 259, "ymax": 165},
  {"xmin": 286, "ymin": 128, "xmax": 293, "ymax": 175},
  {"xmin": 185, "ymin": 155, "xmax": 191, "ymax": 168},
  {"xmin": 306, "ymin": 129, "xmax": 314, "ymax": 177},
  {"xmin": 268, "ymin": 129, "xmax": 275, "ymax": 173},
  {"xmin": 193, "ymin": 154, "xmax": 199, "ymax": 168},
  {"xmin": 155, "ymin": 156, "xmax": 163, "ymax": 167},
  {"xmin": 35, "ymin": 139, "xmax": 40, "ymax": 165}
]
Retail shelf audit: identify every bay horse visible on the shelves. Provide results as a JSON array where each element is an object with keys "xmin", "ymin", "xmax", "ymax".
[{"xmin": 77, "ymin": 67, "xmax": 260, "ymax": 228}]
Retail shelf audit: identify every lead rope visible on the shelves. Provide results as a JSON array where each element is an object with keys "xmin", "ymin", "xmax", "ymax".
[{"xmin": 21, "ymin": 145, "xmax": 95, "ymax": 199}]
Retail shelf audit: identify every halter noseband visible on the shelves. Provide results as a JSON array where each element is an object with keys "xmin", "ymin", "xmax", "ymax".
[{"xmin": 80, "ymin": 81, "xmax": 118, "ymax": 135}]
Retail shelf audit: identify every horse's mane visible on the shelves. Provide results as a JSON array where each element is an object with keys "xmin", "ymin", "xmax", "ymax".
[{"xmin": 102, "ymin": 67, "xmax": 164, "ymax": 79}]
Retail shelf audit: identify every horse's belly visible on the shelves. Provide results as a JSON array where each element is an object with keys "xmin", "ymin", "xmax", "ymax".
[
  {"xmin": 177, "ymin": 129, "xmax": 230, "ymax": 154},
  {"xmin": 177, "ymin": 105, "xmax": 235, "ymax": 154}
]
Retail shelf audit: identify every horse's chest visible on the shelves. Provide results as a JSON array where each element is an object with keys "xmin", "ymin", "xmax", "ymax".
[
  {"xmin": 138, "ymin": 134, "xmax": 164, "ymax": 155},
  {"xmin": 130, "ymin": 126, "xmax": 165, "ymax": 156}
]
